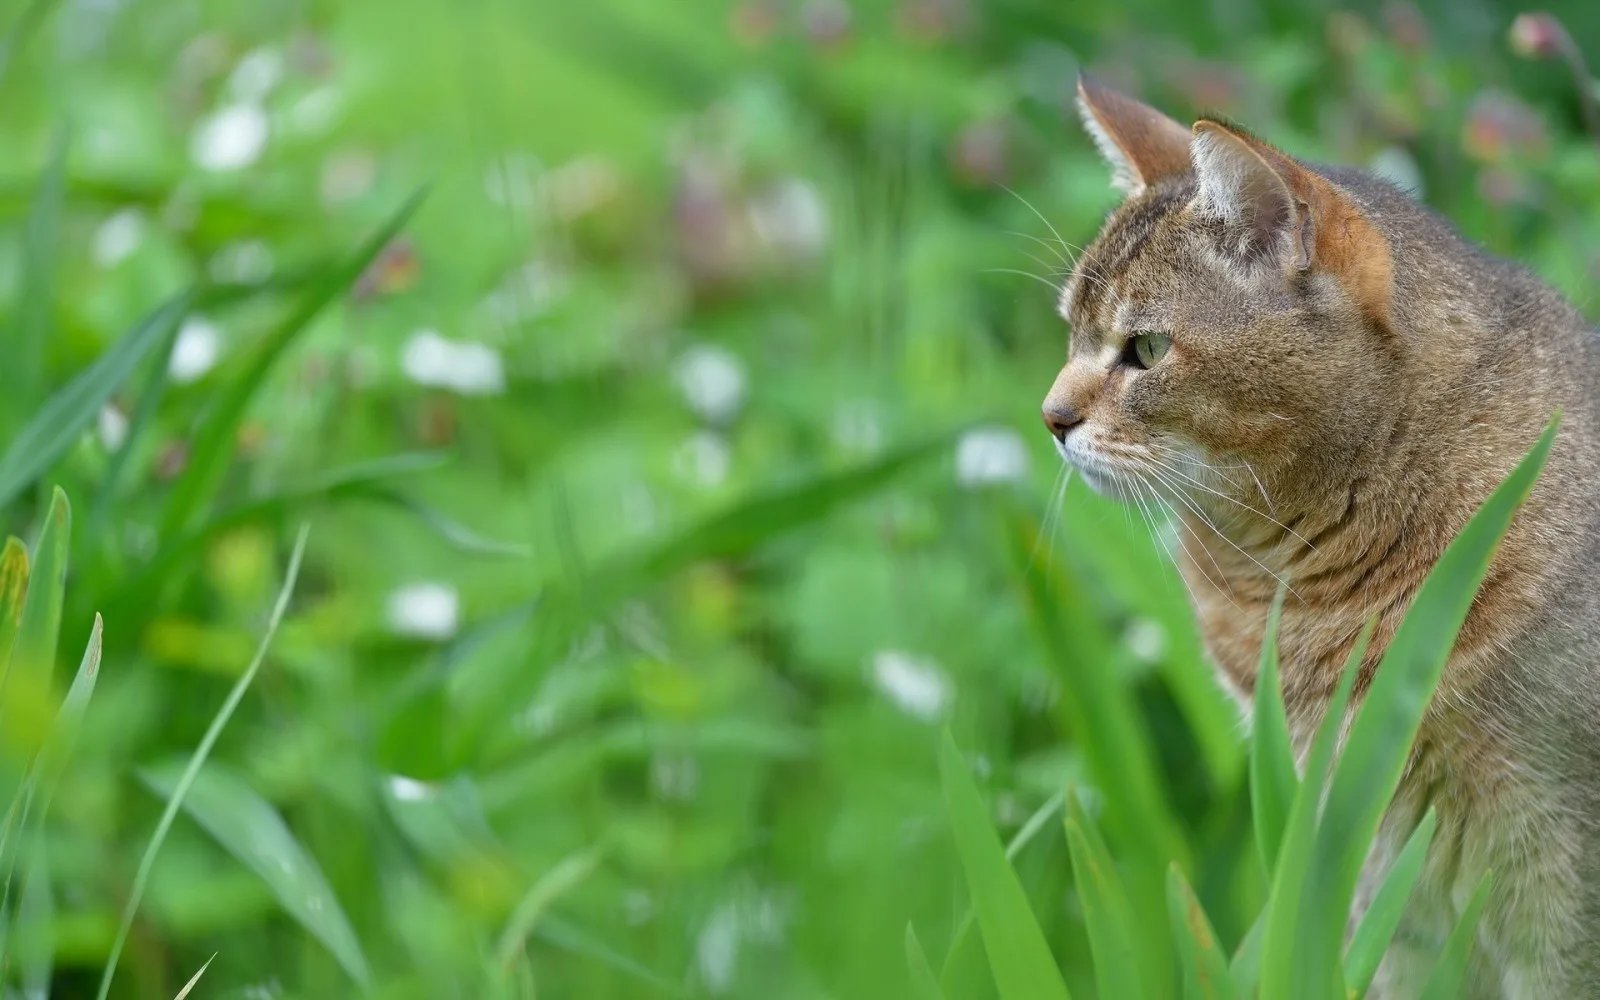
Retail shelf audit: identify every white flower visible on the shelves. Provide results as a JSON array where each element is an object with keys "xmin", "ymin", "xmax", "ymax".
[
  {"xmin": 169, "ymin": 316, "xmax": 222, "ymax": 382},
  {"xmin": 674, "ymin": 344, "xmax": 746, "ymax": 423},
  {"xmin": 386, "ymin": 582, "xmax": 460, "ymax": 640},
  {"xmin": 673, "ymin": 431, "xmax": 731, "ymax": 488},
  {"xmin": 286, "ymin": 86, "xmax": 341, "ymax": 136},
  {"xmin": 748, "ymin": 178, "xmax": 828, "ymax": 258},
  {"xmin": 227, "ymin": 48, "xmax": 284, "ymax": 103},
  {"xmin": 871, "ymin": 650, "xmax": 950, "ymax": 721},
  {"xmin": 956, "ymin": 426, "xmax": 1029, "ymax": 486},
  {"xmin": 400, "ymin": 329, "xmax": 506, "ymax": 396},
  {"xmin": 92, "ymin": 208, "xmax": 145, "ymax": 268},
  {"xmin": 97, "ymin": 404, "xmax": 129, "ymax": 452},
  {"xmin": 191, "ymin": 104, "xmax": 269, "ymax": 172},
  {"xmin": 1124, "ymin": 617, "xmax": 1168, "ymax": 663},
  {"xmin": 386, "ymin": 774, "xmax": 435, "ymax": 802},
  {"xmin": 209, "ymin": 239, "xmax": 274, "ymax": 283}
]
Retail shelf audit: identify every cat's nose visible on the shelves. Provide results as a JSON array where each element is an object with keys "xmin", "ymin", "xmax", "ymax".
[{"xmin": 1041, "ymin": 403, "xmax": 1083, "ymax": 442}]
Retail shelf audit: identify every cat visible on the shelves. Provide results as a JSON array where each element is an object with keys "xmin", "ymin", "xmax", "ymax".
[{"xmin": 1046, "ymin": 73, "xmax": 1600, "ymax": 998}]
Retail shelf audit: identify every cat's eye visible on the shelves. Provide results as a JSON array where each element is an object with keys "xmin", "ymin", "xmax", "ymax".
[{"xmin": 1124, "ymin": 332, "xmax": 1172, "ymax": 370}]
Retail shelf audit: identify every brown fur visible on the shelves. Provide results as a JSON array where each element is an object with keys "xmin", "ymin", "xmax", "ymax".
[{"xmin": 1049, "ymin": 78, "xmax": 1600, "ymax": 997}]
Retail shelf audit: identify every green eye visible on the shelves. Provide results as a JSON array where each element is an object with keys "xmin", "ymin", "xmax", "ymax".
[{"xmin": 1127, "ymin": 332, "xmax": 1172, "ymax": 370}]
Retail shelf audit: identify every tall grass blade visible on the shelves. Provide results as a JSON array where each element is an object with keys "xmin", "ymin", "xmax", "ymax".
[
  {"xmin": 1166, "ymin": 864, "xmax": 1234, "ymax": 1000},
  {"xmin": 938, "ymin": 730, "xmax": 1072, "ymax": 1000},
  {"xmin": 139, "ymin": 759, "xmax": 371, "ymax": 986},
  {"xmin": 1289, "ymin": 418, "xmax": 1556, "ymax": 996},
  {"xmin": 1250, "ymin": 588, "xmax": 1294, "ymax": 872},
  {"xmin": 158, "ymin": 189, "xmax": 427, "ymax": 539},
  {"xmin": 1228, "ymin": 914, "xmax": 1264, "ymax": 997},
  {"xmin": 0, "ymin": 294, "xmax": 192, "ymax": 510},
  {"xmin": 12, "ymin": 128, "xmax": 65, "ymax": 412},
  {"xmin": 4, "ymin": 488, "xmax": 69, "ymax": 720},
  {"xmin": 494, "ymin": 847, "xmax": 604, "ymax": 970},
  {"xmin": 96, "ymin": 525, "xmax": 309, "ymax": 1000},
  {"xmin": 173, "ymin": 953, "xmax": 216, "ymax": 1000},
  {"xmin": 1259, "ymin": 622, "xmax": 1371, "ymax": 1000},
  {"xmin": 0, "ymin": 538, "xmax": 29, "ymax": 672},
  {"xmin": 1064, "ymin": 793, "xmax": 1151, "ymax": 1000},
  {"xmin": 905, "ymin": 924, "xmax": 947, "ymax": 1000},
  {"xmin": 1418, "ymin": 872, "xmax": 1493, "ymax": 1000},
  {"xmin": 1344, "ymin": 808, "xmax": 1437, "ymax": 996}
]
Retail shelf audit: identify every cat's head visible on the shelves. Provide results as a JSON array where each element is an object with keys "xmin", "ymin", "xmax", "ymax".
[{"xmin": 1045, "ymin": 75, "xmax": 1400, "ymax": 520}]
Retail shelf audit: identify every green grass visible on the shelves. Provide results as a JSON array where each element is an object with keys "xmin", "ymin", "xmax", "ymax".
[{"xmin": 0, "ymin": 0, "xmax": 1596, "ymax": 996}]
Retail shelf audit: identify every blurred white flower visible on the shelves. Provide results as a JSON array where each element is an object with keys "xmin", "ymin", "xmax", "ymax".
[
  {"xmin": 650, "ymin": 753, "xmax": 700, "ymax": 801},
  {"xmin": 673, "ymin": 431, "xmax": 731, "ymax": 488},
  {"xmin": 287, "ymin": 86, "xmax": 342, "ymax": 136},
  {"xmin": 92, "ymin": 208, "xmax": 145, "ymax": 268},
  {"xmin": 228, "ymin": 48, "xmax": 284, "ymax": 103},
  {"xmin": 209, "ymin": 239, "xmax": 274, "ymax": 283},
  {"xmin": 191, "ymin": 104, "xmax": 269, "ymax": 172},
  {"xmin": 97, "ymin": 404, "xmax": 128, "ymax": 452},
  {"xmin": 1124, "ymin": 617, "xmax": 1168, "ymax": 663},
  {"xmin": 748, "ymin": 178, "xmax": 828, "ymax": 258},
  {"xmin": 871, "ymin": 650, "xmax": 950, "ymax": 721},
  {"xmin": 386, "ymin": 582, "xmax": 460, "ymax": 640},
  {"xmin": 1370, "ymin": 145, "xmax": 1424, "ymax": 196},
  {"xmin": 955, "ymin": 426, "xmax": 1029, "ymax": 486},
  {"xmin": 697, "ymin": 901, "xmax": 740, "ymax": 994},
  {"xmin": 400, "ymin": 329, "xmax": 506, "ymax": 396},
  {"xmin": 169, "ymin": 316, "xmax": 222, "ymax": 382},
  {"xmin": 830, "ymin": 399, "xmax": 883, "ymax": 454},
  {"xmin": 541, "ymin": 155, "xmax": 621, "ymax": 220},
  {"xmin": 674, "ymin": 344, "xmax": 747, "ymax": 423},
  {"xmin": 385, "ymin": 774, "xmax": 435, "ymax": 802}
]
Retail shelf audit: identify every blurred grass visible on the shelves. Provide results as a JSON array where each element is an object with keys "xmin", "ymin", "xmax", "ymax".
[{"xmin": 0, "ymin": 0, "xmax": 1595, "ymax": 996}]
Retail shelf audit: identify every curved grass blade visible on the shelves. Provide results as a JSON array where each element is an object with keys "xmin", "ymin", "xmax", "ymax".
[
  {"xmin": 1167, "ymin": 864, "xmax": 1235, "ymax": 1000},
  {"xmin": 4, "ymin": 488, "xmax": 69, "ymax": 720},
  {"xmin": 1279, "ymin": 418, "xmax": 1556, "ymax": 998},
  {"xmin": 173, "ymin": 953, "xmax": 216, "ymax": 1000},
  {"xmin": 1228, "ymin": 913, "xmax": 1264, "ymax": 997},
  {"xmin": 96, "ymin": 525, "xmax": 309, "ymax": 1000},
  {"xmin": 906, "ymin": 924, "xmax": 947, "ymax": 1000},
  {"xmin": 158, "ymin": 187, "xmax": 427, "ymax": 539},
  {"xmin": 1344, "ymin": 808, "xmax": 1437, "ymax": 996},
  {"xmin": 1259, "ymin": 622, "xmax": 1370, "ymax": 1000},
  {"xmin": 495, "ymin": 847, "xmax": 604, "ymax": 970},
  {"xmin": 139, "ymin": 760, "xmax": 370, "ymax": 986},
  {"xmin": 0, "ymin": 538, "xmax": 28, "ymax": 672},
  {"xmin": 1064, "ymin": 793, "xmax": 1150, "ymax": 1000},
  {"xmin": 938, "ymin": 731, "xmax": 1072, "ymax": 1000},
  {"xmin": 940, "ymin": 789, "xmax": 1066, "ymax": 994},
  {"xmin": 1250, "ymin": 588, "xmax": 1295, "ymax": 872},
  {"xmin": 1418, "ymin": 872, "xmax": 1492, "ymax": 1000},
  {"xmin": 0, "ymin": 294, "xmax": 191, "ymax": 510},
  {"xmin": 537, "ymin": 916, "xmax": 685, "ymax": 997}
]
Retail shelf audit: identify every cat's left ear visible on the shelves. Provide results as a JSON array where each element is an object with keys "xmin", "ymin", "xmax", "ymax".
[
  {"xmin": 1190, "ymin": 119, "xmax": 1393, "ymax": 326},
  {"xmin": 1076, "ymin": 73, "xmax": 1193, "ymax": 196}
]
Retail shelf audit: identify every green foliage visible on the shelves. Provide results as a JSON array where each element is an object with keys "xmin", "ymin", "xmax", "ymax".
[{"xmin": 0, "ymin": 0, "xmax": 1593, "ymax": 995}]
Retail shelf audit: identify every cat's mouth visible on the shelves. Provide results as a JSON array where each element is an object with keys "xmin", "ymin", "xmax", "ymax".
[{"xmin": 1053, "ymin": 432, "xmax": 1133, "ymax": 498}]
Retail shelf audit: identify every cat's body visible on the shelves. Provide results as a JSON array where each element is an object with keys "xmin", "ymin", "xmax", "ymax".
[{"xmin": 1050, "ymin": 76, "xmax": 1600, "ymax": 997}]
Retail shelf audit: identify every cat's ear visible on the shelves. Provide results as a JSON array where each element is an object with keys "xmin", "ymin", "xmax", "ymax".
[
  {"xmin": 1190, "ymin": 119, "xmax": 1393, "ymax": 325},
  {"xmin": 1075, "ymin": 73, "xmax": 1192, "ymax": 195}
]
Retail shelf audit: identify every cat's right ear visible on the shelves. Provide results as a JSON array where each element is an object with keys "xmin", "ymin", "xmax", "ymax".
[{"xmin": 1075, "ymin": 73, "xmax": 1192, "ymax": 196}]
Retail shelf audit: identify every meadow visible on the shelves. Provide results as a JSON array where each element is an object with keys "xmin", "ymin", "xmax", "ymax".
[{"xmin": 1, "ymin": 0, "xmax": 1598, "ymax": 996}]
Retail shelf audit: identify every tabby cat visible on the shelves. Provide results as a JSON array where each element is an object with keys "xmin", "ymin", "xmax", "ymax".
[{"xmin": 1045, "ymin": 74, "xmax": 1600, "ymax": 997}]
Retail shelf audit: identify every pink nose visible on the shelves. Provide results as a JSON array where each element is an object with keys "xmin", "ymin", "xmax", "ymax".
[{"xmin": 1041, "ymin": 403, "xmax": 1082, "ymax": 442}]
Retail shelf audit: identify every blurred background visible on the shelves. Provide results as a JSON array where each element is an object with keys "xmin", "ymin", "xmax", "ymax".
[{"xmin": 2, "ymin": 0, "xmax": 1598, "ymax": 996}]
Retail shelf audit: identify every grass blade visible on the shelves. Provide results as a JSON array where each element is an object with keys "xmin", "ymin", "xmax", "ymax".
[
  {"xmin": 173, "ymin": 953, "xmax": 216, "ymax": 1000},
  {"xmin": 1064, "ymin": 793, "xmax": 1151, "ymax": 1000},
  {"xmin": 905, "ymin": 924, "xmax": 947, "ymax": 1000},
  {"xmin": 1228, "ymin": 913, "xmax": 1264, "ymax": 997},
  {"xmin": 1288, "ymin": 417, "xmax": 1556, "ymax": 996},
  {"xmin": 1344, "ymin": 808, "xmax": 1437, "ymax": 996},
  {"xmin": 1166, "ymin": 864, "xmax": 1235, "ymax": 1000},
  {"xmin": 495, "ymin": 847, "xmax": 604, "ymax": 970},
  {"xmin": 938, "ymin": 730, "xmax": 1072, "ymax": 1000},
  {"xmin": 1250, "ymin": 588, "xmax": 1294, "ymax": 872},
  {"xmin": 158, "ymin": 189, "xmax": 427, "ymax": 539},
  {"xmin": 3, "ymin": 488, "xmax": 70, "ymax": 732},
  {"xmin": 139, "ymin": 760, "xmax": 371, "ymax": 986},
  {"xmin": 96, "ymin": 525, "xmax": 309, "ymax": 1000},
  {"xmin": 11, "ymin": 128, "xmax": 66, "ymax": 414},
  {"xmin": 1418, "ymin": 872, "xmax": 1493, "ymax": 1000},
  {"xmin": 0, "ymin": 537, "xmax": 29, "ymax": 672},
  {"xmin": 0, "ymin": 294, "xmax": 192, "ymax": 510}
]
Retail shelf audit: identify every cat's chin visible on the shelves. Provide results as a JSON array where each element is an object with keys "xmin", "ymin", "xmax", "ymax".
[{"xmin": 1064, "ymin": 459, "xmax": 1125, "ymax": 499}]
